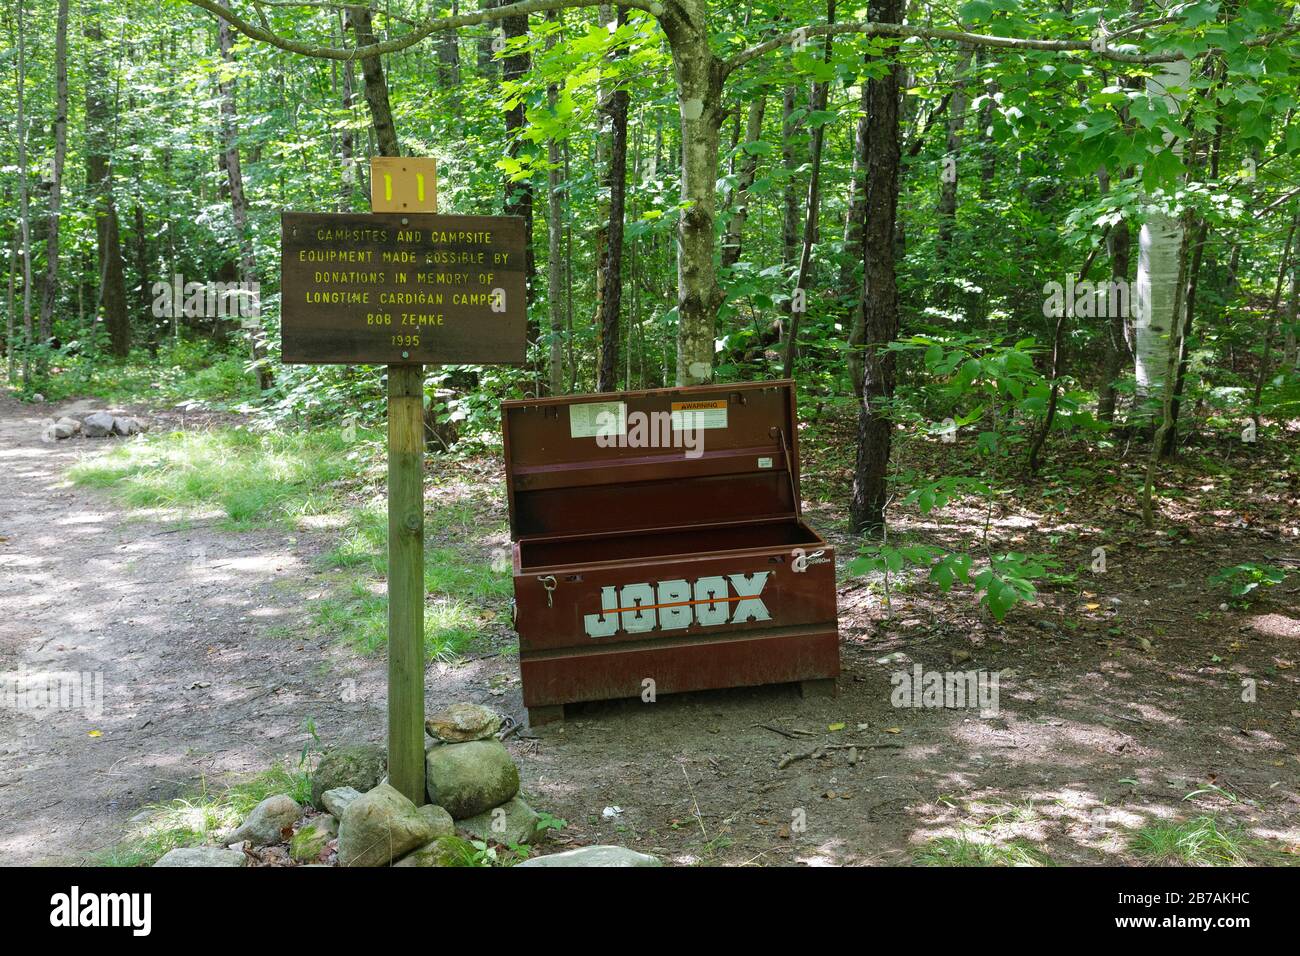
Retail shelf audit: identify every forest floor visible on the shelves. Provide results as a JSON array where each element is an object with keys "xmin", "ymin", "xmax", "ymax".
[{"xmin": 1, "ymin": 390, "xmax": 1297, "ymax": 866}]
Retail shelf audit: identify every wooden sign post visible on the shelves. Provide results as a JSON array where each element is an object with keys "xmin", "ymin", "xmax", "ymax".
[{"xmin": 280, "ymin": 158, "xmax": 526, "ymax": 805}]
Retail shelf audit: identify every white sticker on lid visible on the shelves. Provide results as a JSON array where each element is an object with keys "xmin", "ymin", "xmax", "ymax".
[
  {"xmin": 569, "ymin": 401, "xmax": 626, "ymax": 439},
  {"xmin": 757, "ymin": 456, "xmax": 773, "ymax": 469}
]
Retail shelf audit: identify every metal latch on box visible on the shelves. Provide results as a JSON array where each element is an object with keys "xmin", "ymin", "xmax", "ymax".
[{"xmin": 538, "ymin": 575, "xmax": 557, "ymax": 607}]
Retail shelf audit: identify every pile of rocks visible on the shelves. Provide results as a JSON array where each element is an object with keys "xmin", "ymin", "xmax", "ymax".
[
  {"xmin": 43, "ymin": 410, "xmax": 145, "ymax": 441},
  {"xmin": 153, "ymin": 704, "xmax": 662, "ymax": 867}
]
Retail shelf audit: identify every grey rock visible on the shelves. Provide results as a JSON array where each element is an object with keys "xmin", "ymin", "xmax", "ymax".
[
  {"xmin": 336, "ymin": 783, "xmax": 439, "ymax": 867},
  {"xmin": 51, "ymin": 421, "xmax": 77, "ymax": 440},
  {"xmin": 154, "ymin": 846, "xmax": 247, "ymax": 867},
  {"xmin": 321, "ymin": 786, "xmax": 362, "ymax": 818},
  {"xmin": 425, "ymin": 703, "xmax": 501, "ymax": 743},
  {"xmin": 416, "ymin": 803, "xmax": 455, "ymax": 839},
  {"xmin": 226, "ymin": 794, "xmax": 302, "ymax": 847},
  {"xmin": 425, "ymin": 738, "xmax": 519, "ymax": 819},
  {"xmin": 311, "ymin": 743, "xmax": 387, "ymax": 809},
  {"xmin": 290, "ymin": 815, "xmax": 338, "ymax": 863},
  {"xmin": 82, "ymin": 411, "xmax": 117, "ymax": 438},
  {"xmin": 515, "ymin": 845, "xmax": 662, "ymax": 868},
  {"xmin": 112, "ymin": 416, "xmax": 143, "ymax": 436},
  {"xmin": 456, "ymin": 796, "xmax": 541, "ymax": 846},
  {"xmin": 393, "ymin": 835, "xmax": 477, "ymax": 867}
]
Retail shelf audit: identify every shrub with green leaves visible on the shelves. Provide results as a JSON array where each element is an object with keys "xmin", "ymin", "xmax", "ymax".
[{"xmin": 1209, "ymin": 562, "xmax": 1287, "ymax": 600}]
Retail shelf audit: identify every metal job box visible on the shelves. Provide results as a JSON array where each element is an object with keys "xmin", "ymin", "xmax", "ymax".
[{"xmin": 502, "ymin": 380, "xmax": 840, "ymax": 725}]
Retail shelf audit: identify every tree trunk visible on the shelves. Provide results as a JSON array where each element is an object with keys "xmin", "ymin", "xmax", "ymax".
[
  {"xmin": 1249, "ymin": 203, "xmax": 1299, "ymax": 428},
  {"xmin": 39, "ymin": 0, "xmax": 70, "ymax": 347},
  {"xmin": 1097, "ymin": 218, "xmax": 1132, "ymax": 423},
  {"xmin": 975, "ymin": 48, "xmax": 996, "ymax": 200},
  {"xmin": 849, "ymin": 0, "xmax": 903, "ymax": 535},
  {"xmin": 777, "ymin": 83, "xmax": 799, "ymax": 345},
  {"xmin": 338, "ymin": 12, "xmax": 358, "ymax": 209},
  {"xmin": 782, "ymin": 0, "xmax": 835, "ymax": 378},
  {"xmin": 660, "ymin": 0, "xmax": 725, "ymax": 386},
  {"xmin": 1285, "ymin": 244, "xmax": 1300, "ymax": 371},
  {"xmin": 842, "ymin": 68, "xmax": 870, "ymax": 397},
  {"xmin": 17, "ymin": 0, "xmax": 34, "ymax": 384},
  {"xmin": 1142, "ymin": 209, "xmax": 1194, "ymax": 527},
  {"xmin": 720, "ymin": 95, "xmax": 766, "ymax": 270},
  {"xmin": 1132, "ymin": 30, "xmax": 1190, "ymax": 406},
  {"xmin": 596, "ymin": 8, "xmax": 629, "ymax": 392},
  {"xmin": 218, "ymin": 16, "xmax": 273, "ymax": 391},
  {"xmin": 545, "ymin": 11, "xmax": 564, "ymax": 395},
  {"xmin": 501, "ymin": 8, "xmax": 535, "ymax": 299},
  {"xmin": 935, "ymin": 44, "xmax": 971, "ymax": 258},
  {"xmin": 436, "ymin": 0, "xmax": 461, "ymax": 88},
  {"xmin": 7, "ymin": 230, "xmax": 16, "ymax": 383},
  {"xmin": 85, "ymin": 7, "xmax": 130, "ymax": 358},
  {"xmin": 347, "ymin": 5, "xmax": 400, "ymax": 157}
]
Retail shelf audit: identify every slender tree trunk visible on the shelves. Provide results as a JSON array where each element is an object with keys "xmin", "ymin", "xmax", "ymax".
[
  {"xmin": 596, "ymin": 9, "xmax": 629, "ymax": 392},
  {"xmin": 500, "ymin": 7, "xmax": 535, "ymax": 303},
  {"xmin": 720, "ymin": 95, "xmax": 766, "ymax": 270},
  {"xmin": 843, "ymin": 68, "xmax": 870, "ymax": 397},
  {"xmin": 1097, "ymin": 218, "xmax": 1132, "ymax": 423},
  {"xmin": 7, "ymin": 230, "xmax": 16, "ymax": 383},
  {"xmin": 39, "ymin": 0, "xmax": 70, "ymax": 347},
  {"xmin": 437, "ymin": 0, "xmax": 461, "ymax": 88},
  {"xmin": 1132, "ymin": 13, "xmax": 1189, "ymax": 407},
  {"xmin": 975, "ymin": 48, "xmax": 996, "ymax": 200},
  {"xmin": 777, "ymin": 83, "xmax": 799, "ymax": 343},
  {"xmin": 935, "ymin": 44, "xmax": 971, "ymax": 258},
  {"xmin": 338, "ymin": 12, "xmax": 357, "ymax": 210},
  {"xmin": 849, "ymin": 0, "xmax": 903, "ymax": 534},
  {"xmin": 1285, "ymin": 246, "xmax": 1300, "ymax": 371},
  {"xmin": 1143, "ymin": 210, "xmax": 1195, "ymax": 526},
  {"xmin": 782, "ymin": 0, "xmax": 835, "ymax": 378},
  {"xmin": 347, "ymin": 5, "xmax": 400, "ymax": 157},
  {"xmin": 16, "ymin": 0, "xmax": 34, "ymax": 385},
  {"xmin": 1250, "ymin": 203, "xmax": 1299, "ymax": 428},
  {"xmin": 780, "ymin": 85, "xmax": 800, "ymax": 269},
  {"xmin": 545, "ymin": 12, "xmax": 564, "ymax": 395},
  {"xmin": 218, "ymin": 16, "xmax": 273, "ymax": 391},
  {"xmin": 1027, "ymin": 227, "xmax": 1109, "ymax": 474},
  {"xmin": 85, "ymin": 6, "xmax": 130, "ymax": 357},
  {"xmin": 659, "ymin": 1, "xmax": 726, "ymax": 385}
]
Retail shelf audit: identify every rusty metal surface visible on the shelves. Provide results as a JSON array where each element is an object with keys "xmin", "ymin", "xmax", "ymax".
[
  {"xmin": 280, "ymin": 212, "xmax": 526, "ymax": 365},
  {"xmin": 521, "ymin": 628, "xmax": 841, "ymax": 708},
  {"xmin": 502, "ymin": 381, "xmax": 801, "ymax": 539},
  {"xmin": 503, "ymin": 380, "xmax": 839, "ymax": 713}
]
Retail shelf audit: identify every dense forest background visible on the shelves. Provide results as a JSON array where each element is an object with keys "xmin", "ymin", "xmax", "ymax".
[{"xmin": 2, "ymin": 1, "xmax": 1298, "ymax": 551}]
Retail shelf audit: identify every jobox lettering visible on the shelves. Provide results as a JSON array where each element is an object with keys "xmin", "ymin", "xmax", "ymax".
[{"xmin": 584, "ymin": 572, "xmax": 771, "ymax": 638}]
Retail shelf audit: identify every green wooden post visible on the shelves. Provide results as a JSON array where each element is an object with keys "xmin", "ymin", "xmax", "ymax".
[{"xmin": 387, "ymin": 363, "xmax": 426, "ymax": 805}]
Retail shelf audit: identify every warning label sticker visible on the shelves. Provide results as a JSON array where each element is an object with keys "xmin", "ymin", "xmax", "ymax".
[
  {"xmin": 671, "ymin": 399, "xmax": 729, "ymax": 431},
  {"xmin": 569, "ymin": 401, "xmax": 626, "ymax": 439}
]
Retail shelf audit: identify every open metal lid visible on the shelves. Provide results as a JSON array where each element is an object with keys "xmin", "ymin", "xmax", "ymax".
[{"xmin": 501, "ymin": 380, "xmax": 803, "ymax": 541}]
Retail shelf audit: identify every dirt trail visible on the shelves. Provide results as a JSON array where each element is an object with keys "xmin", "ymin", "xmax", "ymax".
[{"xmin": 0, "ymin": 394, "xmax": 384, "ymax": 864}]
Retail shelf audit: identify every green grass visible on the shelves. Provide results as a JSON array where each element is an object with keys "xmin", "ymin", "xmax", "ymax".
[
  {"xmin": 913, "ymin": 835, "xmax": 1053, "ymax": 867},
  {"xmin": 21, "ymin": 341, "xmax": 262, "ymax": 406},
  {"xmin": 313, "ymin": 500, "xmax": 511, "ymax": 659},
  {"xmin": 90, "ymin": 765, "xmax": 311, "ymax": 867},
  {"xmin": 1129, "ymin": 816, "xmax": 1255, "ymax": 866},
  {"xmin": 68, "ymin": 425, "xmax": 375, "ymax": 528}
]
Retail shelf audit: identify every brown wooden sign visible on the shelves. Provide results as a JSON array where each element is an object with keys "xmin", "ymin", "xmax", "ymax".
[{"xmin": 280, "ymin": 211, "xmax": 527, "ymax": 365}]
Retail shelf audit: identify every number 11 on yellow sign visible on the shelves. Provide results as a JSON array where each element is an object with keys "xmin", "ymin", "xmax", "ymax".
[{"xmin": 370, "ymin": 156, "xmax": 438, "ymax": 214}]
